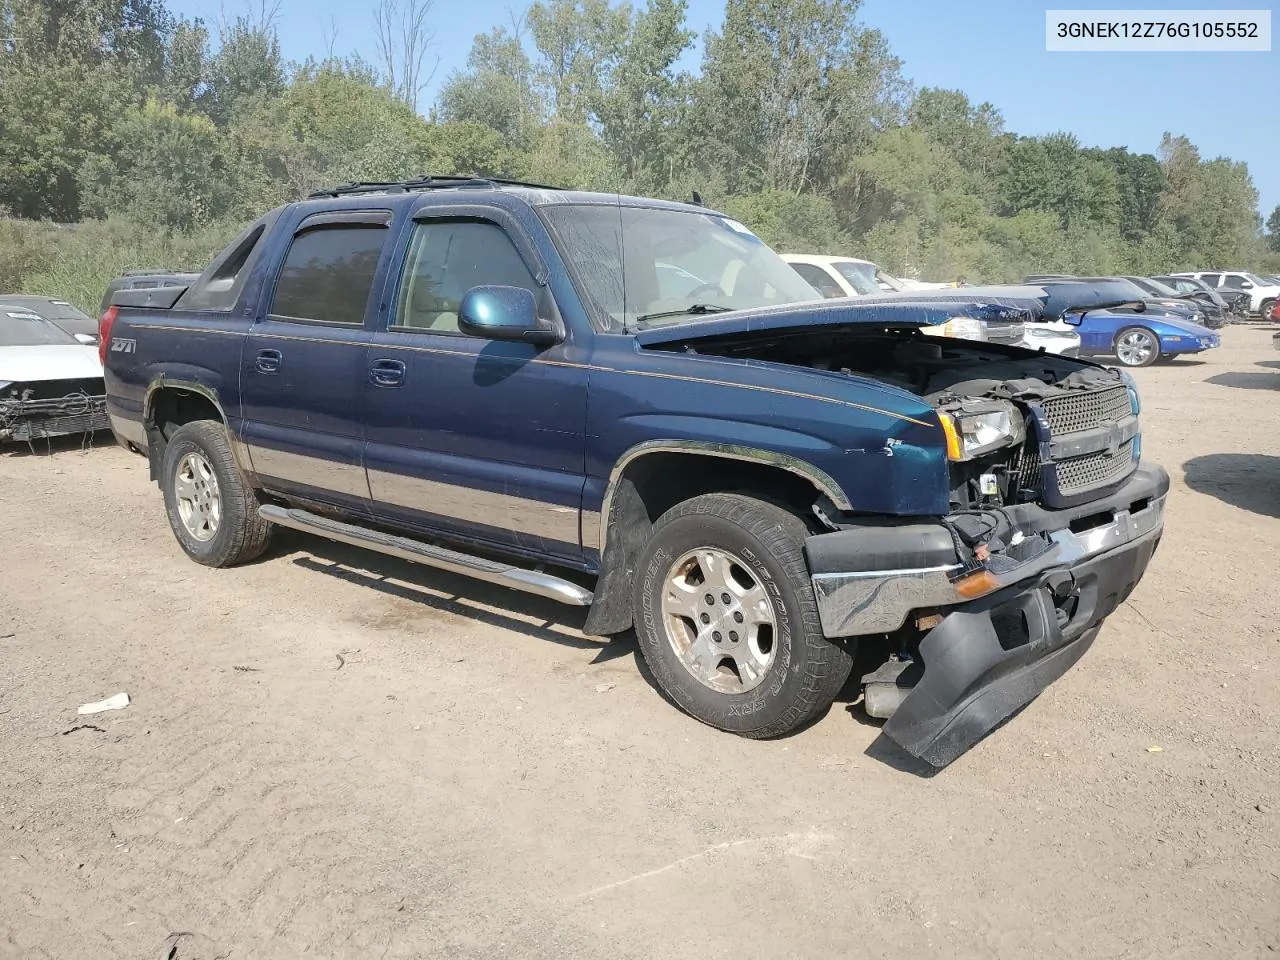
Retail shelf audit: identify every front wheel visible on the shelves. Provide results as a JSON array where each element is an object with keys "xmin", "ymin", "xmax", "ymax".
[
  {"xmin": 1261, "ymin": 298, "xmax": 1276, "ymax": 320},
  {"xmin": 1114, "ymin": 326, "xmax": 1159, "ymax": 367},
  {"xmin": 632, "ymin": 493, "xmax": 853, "ymax": 738}
]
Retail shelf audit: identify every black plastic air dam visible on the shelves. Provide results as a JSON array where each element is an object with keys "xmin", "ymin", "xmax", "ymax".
[{"xmin": 879, "ymin": 519, "xmax": 1161, "ymax": 768}]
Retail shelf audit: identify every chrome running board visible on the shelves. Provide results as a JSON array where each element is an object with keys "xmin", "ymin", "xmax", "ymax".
[{"xmin": 259, "ymin": 505, "xmax": 594, "ymax": 606}]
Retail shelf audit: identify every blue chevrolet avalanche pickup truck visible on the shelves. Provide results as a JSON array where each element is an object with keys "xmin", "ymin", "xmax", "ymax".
[{"xmin": 101, "ymin": 176, "xmax": 1167, "ymax": 767}]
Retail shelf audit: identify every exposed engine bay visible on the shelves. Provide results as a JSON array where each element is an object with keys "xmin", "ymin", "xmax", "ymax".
[{"xmin": 657, "ymin": 327, "xmax": 1137, "ymax": 511}]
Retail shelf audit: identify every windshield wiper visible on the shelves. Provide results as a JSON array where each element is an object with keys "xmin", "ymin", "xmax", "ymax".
[{"xmin": 634, "ymin": 303, "xmax": 731, "ymax": 325}]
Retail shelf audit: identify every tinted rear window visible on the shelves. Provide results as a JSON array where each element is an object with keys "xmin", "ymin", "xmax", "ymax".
[{"xmin": 270, "ymin": 225, "xmax": 387, "ymax": 325}]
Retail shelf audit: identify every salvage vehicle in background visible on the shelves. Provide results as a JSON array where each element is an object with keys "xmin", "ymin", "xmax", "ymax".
[
  {"xmin": 1152, "ymin": 274, "xmax": 1238, "ymax": 320},
  {"xmin": 1123, "ymin": 276, "xmax": 1225, "ymax": 328},
  {"xmin": 781, "ymin": 253, "xmax": 894, "ymax": 298},
  {"xmin": 1020, "ymin": 317, "xmax": 1081, "ymax": 356},
  {"xmin": 1028, "ymin": 275, "xmax": 1219, "ymax": 329},
  {"xmin": 784, "ymin": 256, "xmax": 1026, "ymax": 347},
  {"xmin": 101, "ymin": 175, "xmax": 1167, "ymax": 768},
  {"xmin": 1034, "ymin": 279, "xmax": 1220, "ymax": 367},
  {"xmin": 0, "ymin": 308, "xmax": 108, "ymax": 443},
  {"xmin": 1174, "ymin": 271, "xmax": 1279, "ymax": 319},
  {"xmin": 0, "ymin": 295, "xmax": 101, "ymax": 344}
]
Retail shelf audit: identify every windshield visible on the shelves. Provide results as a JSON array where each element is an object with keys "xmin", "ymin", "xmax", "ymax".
[
  {"xmin": 830, "ymin": 261, "xmax": 882, "ymax": 295},
  {"xmin": 540, "ymin": 204, "xmax": 820, "ymax": 329},
  {"xmin": 0, "ymin": 310, "xmax": 79, "ymax": 346},
  {"xmin": 1242, "ymin": 272, "xmax": 1270, "ymax": 286}
]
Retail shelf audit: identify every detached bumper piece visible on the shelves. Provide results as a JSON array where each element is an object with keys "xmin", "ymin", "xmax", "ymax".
[
  {"xmin": 0, "ymin": 394, "xmax": 109, "ymax": 442},
  {"xmin": 806, "ymin": 464, "xmax": 1168, "ymax": 767}
]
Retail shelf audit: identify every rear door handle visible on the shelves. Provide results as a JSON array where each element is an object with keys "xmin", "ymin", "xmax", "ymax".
[
  {"xmin": 255, "ymin": 348, "xmax": 282, "ymax": 374},
  {"xmin": 369, "ymin": 358, "xmax": 406, "ymax": 387}
]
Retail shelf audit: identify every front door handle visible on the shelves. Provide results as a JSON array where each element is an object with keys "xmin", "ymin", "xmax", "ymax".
[
  {"xmin": 255, "ymin": 348, "xmax": 282, "ymax": 374},
  {"xmin": 370, "ymin": 358, "xmax": 406, "ymax": 388}
]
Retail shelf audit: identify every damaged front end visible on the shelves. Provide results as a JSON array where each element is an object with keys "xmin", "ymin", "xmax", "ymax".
[{"xmin": 0, "ymin": 379, "xmax": 109, "ymax": 442}]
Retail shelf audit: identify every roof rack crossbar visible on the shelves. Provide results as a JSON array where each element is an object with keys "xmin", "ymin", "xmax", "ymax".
[{"xmin": 307, "ymin": 174, "xmax": 564, "ymax": 199}]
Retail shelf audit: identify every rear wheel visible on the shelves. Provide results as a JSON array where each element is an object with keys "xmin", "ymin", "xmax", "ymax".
[
  {"xmin": 1114, "ymin": 326, "xmax": 1159, "ymax": 367},
  {"xmin": 160, "ymin": 420, "xmax": 272, "ymax": 567},
  {"xmin": 632, "ymin": 493, "xmax": 853, "ymax": 738}
]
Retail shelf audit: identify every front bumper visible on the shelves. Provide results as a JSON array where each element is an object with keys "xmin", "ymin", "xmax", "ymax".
[
  {"xmin": 1163, "ymin": 334, "xmax": 1219, "ymax": 353},
  {"xmin": 806, "ymin": 464, "xmax": 1168, "ymax": 766},
  {"xmin": 808, "ymin": 464, "xmax": 1168, "ymax": 638},
  {"xmin": 0, "ymin": 394, "xmax": 110, "ymax": 442}
]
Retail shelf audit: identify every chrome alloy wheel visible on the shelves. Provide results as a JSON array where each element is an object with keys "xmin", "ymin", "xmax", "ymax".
[
  {"xmin": 1116, "ymin": 329, "xmax": 1156, "ymax": 366},
  {"xmin": 660, "ymin": 547, "xmax": 778, "ymax": 694},
  {"xmin": 174, "ymin": 451, "xmax": 222, "ymax": 542}
]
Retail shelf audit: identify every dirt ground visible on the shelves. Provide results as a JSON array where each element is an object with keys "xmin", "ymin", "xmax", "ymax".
[{"xmin": 2, "ymin": 325, "xmax": 1278, "ymax": 960}]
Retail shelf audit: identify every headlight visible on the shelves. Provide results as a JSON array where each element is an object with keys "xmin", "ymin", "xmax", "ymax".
[
  {"xmin": 1025, "ymin": 326, "xmax": 1059, "ymax": 338},
  {"xmin": 942, "ymin": 317, "xmax": 984, "ymax": 340},
  {"xmin": 939, "ymin": 400, "xmax": 1026, "ymax": 461}
]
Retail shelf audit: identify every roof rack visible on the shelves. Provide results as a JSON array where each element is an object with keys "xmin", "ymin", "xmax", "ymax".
[{"xmin": 307, "ymin": 174, "xmax": 564, "ymax": 199}]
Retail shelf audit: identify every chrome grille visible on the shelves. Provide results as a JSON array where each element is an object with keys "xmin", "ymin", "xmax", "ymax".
[
  {"xmin": 1055, "ymin": 440, "xmax": 1136, "ymax": 495},
  {"xmin": 1040, "ymin": 386, "xmax": 1131, "ymax": 435}
]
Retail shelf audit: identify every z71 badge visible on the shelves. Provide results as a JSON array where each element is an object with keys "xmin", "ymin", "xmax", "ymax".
[{"xmin": 111, "ymin": 338, "xmax": 137, "ymax": 353}]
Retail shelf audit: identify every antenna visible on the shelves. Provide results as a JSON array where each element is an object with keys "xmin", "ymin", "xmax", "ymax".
[{"xmin": 691, "ymin": 190, "xmax": 703, "ymax": 206}]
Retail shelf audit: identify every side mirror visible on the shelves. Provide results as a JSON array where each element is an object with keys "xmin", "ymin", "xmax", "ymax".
[
  {"xmin": 1240, "ymin": 281, "xmax": 1254, "ymax": 289},
  {"xmin": 74, "ymin": 333, "xmax": 98, "ymax": 345},
  {"xmin": 457, "ymin": 285, "xmax": 561, "ymax": 347}
]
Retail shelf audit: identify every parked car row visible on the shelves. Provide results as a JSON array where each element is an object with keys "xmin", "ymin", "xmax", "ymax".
[
  {"xmin": 1170, "ymin": 270, "xmax": 1279, "ymax": 318},
  {"xmin": 779, "ymin": 257, "xmax": 1228, "ymax": 366}
]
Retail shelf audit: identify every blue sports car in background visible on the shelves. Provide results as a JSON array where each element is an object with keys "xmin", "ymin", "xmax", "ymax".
[{"xmin": 1038, "ymin": 280, "xmax": 1221, "ymax": 367}]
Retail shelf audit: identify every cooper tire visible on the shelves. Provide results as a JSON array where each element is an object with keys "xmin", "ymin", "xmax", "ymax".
[
  {"xmin": 633, "ymin": 493, "xmax": 853, "ymax": 738},
  {"xmin": 161, "ymin": 420, "xmax": 272, "ymax": 567}
]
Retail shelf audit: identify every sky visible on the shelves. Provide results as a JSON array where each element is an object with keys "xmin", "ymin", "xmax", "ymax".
[{"xmin": 168, "ymin": 0, "xmax": 1280, "ymax": 218}]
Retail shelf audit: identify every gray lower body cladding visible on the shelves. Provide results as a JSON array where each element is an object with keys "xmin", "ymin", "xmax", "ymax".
[{"xmin": 0, "ymin": 394, "xmax": 110, "ymax": 442}]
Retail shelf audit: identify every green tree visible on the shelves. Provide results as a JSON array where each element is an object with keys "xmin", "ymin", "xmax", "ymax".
[
  {"xmin": 1265, "ymin": 204, "xmax": 1280, "ymax": 253},
  {"xmin": 527, "ymin": 0, "xmax": 628, "ymax": 123},
  {"xmin": 79, "ymin": 99, "xmax": 232, "ymax": 231},
  {"xmin": 436, "ymin": 27, "xmax": 541, "ymax": 145},
  {"xmin": 204, "ymin": 14, "xmax": 285, "ymax": 127},
  {"xmin": 697, "ymin": 0, "xmax": 906, "ymax": 194},
  {"xmin": 597, "ymin": 0, "xmax": 695, "ymax": 192}
]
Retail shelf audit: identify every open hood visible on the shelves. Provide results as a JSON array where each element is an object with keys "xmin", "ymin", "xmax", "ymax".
[
  {"xmin": 632, "ymin": 291, "xmax": 1048, "ymax": 348},
  {"xmin": 0, "ymin": 344, "xmax": 104, "ymax": 382}
]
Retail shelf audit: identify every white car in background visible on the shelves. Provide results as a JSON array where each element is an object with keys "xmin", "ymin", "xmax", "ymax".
[
  {"xmin": 781, "ymin": 256, "xmax": 1031, "ymax": 347},
  {"xmin": 1021, "ymin": 319, "xmax": 1081, "ymax": 356},
  {"xmin": 0, "ymin": 307, "xmax": 109, "ymax": 443},
  {"xmin": 780, "ymin": 253, "xmax": 898, "ymax": 298}
]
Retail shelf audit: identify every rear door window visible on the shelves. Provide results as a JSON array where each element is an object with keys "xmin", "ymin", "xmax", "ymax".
[{"xmin": 270, "ymin": 224, "xmax": 388, "ymax": 326}]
